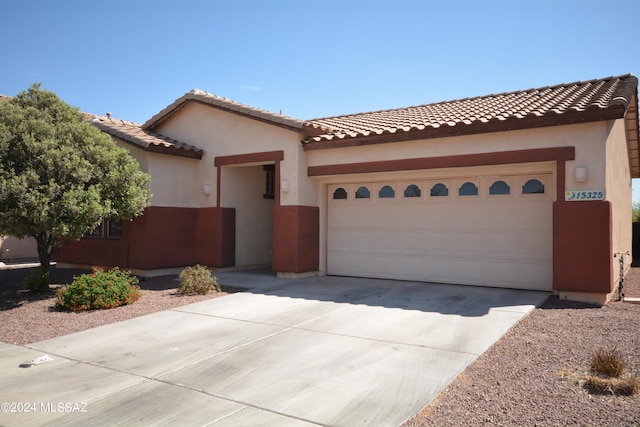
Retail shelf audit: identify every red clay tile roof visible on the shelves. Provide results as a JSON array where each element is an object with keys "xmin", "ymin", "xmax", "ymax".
[
  {"xmin": 143, "ymin": 89, "xmax": 331, "ymax": 136},
  {"xmin": 92, "ymin": 116, "xmax": 204, "ymax": 159},
  {"xmin": 304, "ymin": 74, "xmax": 639, "ymax": 150}
]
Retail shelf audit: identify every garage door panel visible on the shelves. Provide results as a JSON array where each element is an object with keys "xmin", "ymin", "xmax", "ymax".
[
  {"xmin": 454, "ymin": 260, "xmax": 490, "ymax": 284},
  {"xmin": 518, "ymin": 231, "xmax": 552, "ymax": 258},
  {"xmin": 398, "ymin": 232, "xmax": 423, "ymax": 254},
  {"xmin": 327, "ymin": 252, "xmax": 350, "ymax": 276},
  {"xmin": 484, "ymin": 230, "xmax": 520, "ymax": 256},
  {"xmin": 451, "ymin": 229, "xmax": 486, "ymax": 257},
  {"xmin": 372, "ymin": 231, "xmax": 400, "ymax": 253},
  {"xmin": 351, "ymin": 231, "xmax": 373, "ymax": 252},
  {"xmin": 423, "ymin": 258, "xmax": 453, "ymax": 283},
  {"xmin": 327, "ymin": 175, "xmax": 553, "ymax": 290},
  {"xmin": 327, "ymin": 228, "xmax": 350, "ymax": 251},
  {"xmin": 424, "ymin": 230, "xmax": 455, "ymax": 255}
]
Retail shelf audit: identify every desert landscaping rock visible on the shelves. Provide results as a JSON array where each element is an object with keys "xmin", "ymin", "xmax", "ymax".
[{"xmin": 1, "ymin": 265, "xmax": 639, "ymax": 426}]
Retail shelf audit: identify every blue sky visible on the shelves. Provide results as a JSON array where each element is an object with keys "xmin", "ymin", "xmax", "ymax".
[{"xmin": 2, "ymin": 0, "xmax": 640, "ymax": 199}]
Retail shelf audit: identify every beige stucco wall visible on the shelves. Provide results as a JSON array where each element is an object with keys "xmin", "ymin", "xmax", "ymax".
[
  {"xmin": 605, "ymin": 119, "xmax": 633, "ymax": 286},
  {"xmin": 153, "ymin": 103, "xmax": 312, "ymax": 207},
  {"xmin": 0, "ymin": 236, "xmax": 38, "ymax": 261},
  {"xmin": 307, "ymin": 121, "xmax": 609, "ymax": 195}
]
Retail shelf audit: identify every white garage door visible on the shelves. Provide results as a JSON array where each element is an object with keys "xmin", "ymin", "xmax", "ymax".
[{"xmin": 327, "ymin": 174, "xmax": 553, "ymax": 291}]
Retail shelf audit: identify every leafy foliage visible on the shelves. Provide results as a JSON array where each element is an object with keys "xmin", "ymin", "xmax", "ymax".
[
  {"xmin": 0, "ymin": 84, "xmax": 151, "ymax": 279},
  {"xmin": 633, "ymin": 201, "xmax": 640, "ymax": 223},
  {"xmin": 55, "ymin": 267, "xmax": 141, "ymax": 312},
  {"xmin": 178, "ymin": 265, "xmax": 221, "ymax": 295},
  {"xmin": 21, "ymin": 267, "xmax": 50, "ymax": 293}
]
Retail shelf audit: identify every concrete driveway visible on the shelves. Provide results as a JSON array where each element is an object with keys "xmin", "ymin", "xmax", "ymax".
[{"xmin": 0, "ymin": 270, "xmax": 549, "ymax": 426}]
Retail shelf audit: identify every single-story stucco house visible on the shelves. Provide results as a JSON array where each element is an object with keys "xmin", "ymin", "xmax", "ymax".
[{"xmin": 55, "ymin": 74, "xmax": 639, "ymax": 304}]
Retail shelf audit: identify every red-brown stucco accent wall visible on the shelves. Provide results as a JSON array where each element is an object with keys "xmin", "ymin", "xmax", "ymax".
[
  {"xmin": 553, "ymin": 200, "xmax": 613, "ymax": 293},
  {"xmin": 272, "ymin": 205, "xmax": 319, "ymax": 273},
  {"xmin": 124, "ymin": 206, "xmax": 197, "ymax": 269},
  {"xmin": 55, "ymin": 237, "xmax": 129, "ymax": 267},
  {"xmin": 56, "ymin": 206, "xmax": 237, "ymax": 270},
  {"xmin": 196, "ymin": 207, "xmax": 235, "ymax": 267}
]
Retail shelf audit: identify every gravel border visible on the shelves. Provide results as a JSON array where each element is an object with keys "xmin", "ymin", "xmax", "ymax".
[
  {"xmin": 1, "ymin": 265, "xmax": 639, "ymax": 425},
  {"xmin": 0, "ymin": 266, "xmax": 233, "ymax": 345},
  {"xmin": 403, "ymin": 269, "xmax": 640, "ymax": 426}
]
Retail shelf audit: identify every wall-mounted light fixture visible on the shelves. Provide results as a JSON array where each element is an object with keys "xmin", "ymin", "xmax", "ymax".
[
  {"xmin": 203, "ymin": 184, "xmax": 211, "ymax": 196},
  {"xmin": 281, "ymin": 179, "xmax": 290, "ymax": 192},
  {"xmin": 575, "ymin": 167, "xmax": 588, "ymax": 182}
]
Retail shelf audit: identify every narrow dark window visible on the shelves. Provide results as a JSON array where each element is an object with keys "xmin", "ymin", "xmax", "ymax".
[
  {"xmin": 404, "ymin": 184, "xmax": 421, "ymax": 198},
  {"xmin": 430, "ymin": 183, "xmax": 448, "ymax": 197},
  {"xmin": 379, "ymin": 185, "xmax": 395, "ymax": 198},
  {"xmin": 356, "ymin": 186, "xmax": 371, "ymax": 199},
  {"xmin": 263, "ymin": 164, "xmax": 275, "ymax": 199},
  {"xmin": 489, "ymin": 180, "xmax": 510, "ymax": 195},
  {"xmin": 458, "ymin": 182, "xmax": 478, "ymax": 196},
  {"xmin": 522, "ymin": 179, "xmax": 545, "ymax": 194},
  {"xmin": 108, "ymin": 220, "xmax": 122, "ymax": 239},
  {"xmin": 333, "ymin": 187, "xmax": 348, "ymax": 200}
]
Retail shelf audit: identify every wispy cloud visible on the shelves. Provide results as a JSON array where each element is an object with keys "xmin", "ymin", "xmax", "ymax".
[{"xmin": 239, "ymin": 85, "xmax": 262, "ymax": 91}]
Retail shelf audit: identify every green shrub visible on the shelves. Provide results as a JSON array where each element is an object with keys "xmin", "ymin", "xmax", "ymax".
[
  {"xmin": 590, "ymin": 348, "xmax": 626, "ymax": 378},
  {"xmin": 22, "ymin": 267, "xmax": 50, "ymax": 293},
  {"xmin": 55, "ymin": 267, "xmax": 141, "ymax": 312},
  {"xmin": 178, "ymin": 265, "xmax": 220, "ymax": 295}
]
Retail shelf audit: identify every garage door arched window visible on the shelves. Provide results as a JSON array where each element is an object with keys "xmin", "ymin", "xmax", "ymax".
[
  {"xmin": 379, "ymin": 185, "xmax": 395, "ymax": 198},
  {"xmin": 489, "ymin": 180, "xmax": 510, "ymax": 195},
  {"xmin": 333, "ymin": 187, "xmax": 348, "ymax": 200},
  {"xmin": 459, "ymin": 182, "xmax": 478, "ymax": 196},
  {"xmin": 430, "ymin": 183, "xmax": 449, "ymax": 197},
  {"xmin": 404, "ymin": 184, "xmax": 421, "ymax": 198},
  {"xmin": 522, "ymin": 179, "xmax": 545, "ymax": 194},
  {"xmin": 356, "ymin": 186, "xmax": 371, "ymax": 199}
]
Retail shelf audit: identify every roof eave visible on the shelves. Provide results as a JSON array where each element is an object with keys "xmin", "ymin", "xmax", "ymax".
[
  {"xmin": 92, "ymin": 120, "xmax": 204, "ymax": 160},
  {"xmin": 626, "ymin": 93, "xmax": 640, "ymax": 178},
  {"xmin": 302, "ymin": 107, "xmax": 627, "ymax": 151}
]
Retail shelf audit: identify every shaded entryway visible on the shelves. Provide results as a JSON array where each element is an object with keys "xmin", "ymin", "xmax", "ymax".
[{"xmin": 220, "ymin": 164, "xmax": 274, "ymax": 268}]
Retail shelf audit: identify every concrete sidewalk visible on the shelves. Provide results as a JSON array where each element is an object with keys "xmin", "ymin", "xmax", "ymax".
[{"xmin": 0, "ymin": 271, "xmax": 549, "ymax": 426}]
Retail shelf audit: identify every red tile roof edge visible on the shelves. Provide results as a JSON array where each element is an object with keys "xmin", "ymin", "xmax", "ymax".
[
  {"xmin": 92, "ymin": 116, "xmax": 204, "ymax": 160},
  {"xmin": 303, "ymin": 74, "xmax": 638, "ymax": 147},
  {"xmin": 142, "ymin": 89, "xmax": 332, "ymax": 135}
]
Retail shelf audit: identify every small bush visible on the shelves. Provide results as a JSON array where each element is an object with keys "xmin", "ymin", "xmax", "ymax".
[
  {"xmin": 22, "ymin": 267, "xmax": 50, "ymax": 293},
  {"xmin": 590, "ymin": 348, "xmax": 626, "ymax": 377},
  {"xmin": 55, "ymin": 267, "xmax": 141, "ymax": 312},
  {"xmin": 178, "ymin": 265, "xmax": 220, "ymax": 295}
]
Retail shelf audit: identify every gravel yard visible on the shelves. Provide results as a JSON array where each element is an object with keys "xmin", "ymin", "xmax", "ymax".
[
  {"xmin": 1, "ymin": 264, "xmax": 639, "ymax": 426},
  {"xmin": 404, "ymin": 269, "xmax": 640, "ymax": 427},
  {"xmin": 0, "ymin": 266, "xmax": 232, "ymax": 345}
]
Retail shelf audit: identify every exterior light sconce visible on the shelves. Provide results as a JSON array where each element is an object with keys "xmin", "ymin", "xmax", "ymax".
[
  {"xmin": 575, "ymin": 167, "xmax": 588, "ymax": 182},
  {"xmin": 281, "ymin": 179, "xmax": 290, "ymax": 192},
  {"xmin": 203, "ymin": 184, "xmax": 212, "ymax": 196}
]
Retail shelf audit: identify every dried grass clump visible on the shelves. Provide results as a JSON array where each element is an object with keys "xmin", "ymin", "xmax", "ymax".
[
  {"xmin": 590, "ymin": 348, "xmax": 626, "ymax": 378},
  {"xmin": 584, "ymin": 375, "xmax": 639, "ymax": 396},
  {"xmin": 582, "ymin": 348, "xmax": 638, "ymax": 396}
]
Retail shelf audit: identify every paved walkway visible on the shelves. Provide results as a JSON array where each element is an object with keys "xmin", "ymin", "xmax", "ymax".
[{"xmin": 0, "ymin": 270, "xmax": 549, "ymax": 426}]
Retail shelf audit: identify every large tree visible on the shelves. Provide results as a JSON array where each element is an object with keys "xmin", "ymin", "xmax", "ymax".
[{"xmin": 0, "ymin": 84, "xmax": 150, "ymax": 284}]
